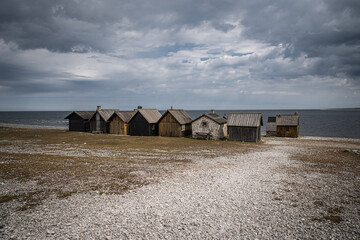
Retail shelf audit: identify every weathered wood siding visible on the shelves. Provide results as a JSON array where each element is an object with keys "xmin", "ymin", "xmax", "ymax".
[
  {"xmin": 109, "ymin": 115, "xmax": 130, "ymax": 135},
  {"xmin": 276, "ymin": 126, "xmax": 299, "ymax": 138},
  {"xmin": 266, "ymin": 122, "xmax": 277, "ymax": 136},
  {"xmin": 228, "ymin": 126, "xmax": 261, "ymax": 142},
  {"xmin": 68, "ymin": 114, "xmax": 89, "ymax": 132},
  {"xmin": 158, "ymin": 112, "xmax": 182, "ymax": 137},
  {"xmin": 89, "ymin": 113, "xmax": 108, "ymax": 133},
  {"xmin": 191, "ymin": 116, "xmax": 227, "ymax": 140},
  {"xmin": 129, "ymin": 112, "xmax": 158, "ymax": 136}
]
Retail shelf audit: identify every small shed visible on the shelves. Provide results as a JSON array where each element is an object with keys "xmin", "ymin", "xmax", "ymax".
[
  {"xmin": 64, "ymin": 111, "xmax": 94, "ymax": 132},
  {"xmin": 266, "ymin": 116, "xmax": 277, "ymax": 136},
  {"xmin": 191, "ymin": 110, "xmax": 227, "ymax": 140},
  {"xmin": 276, "ymin": 113, "xmax": 299, "ymax": 138},
  {"xmin": 89, "ymin": 106, "xmax": 119, "ymax": 133},
  {"xmin": 129, "ymin": 109, "xmax": 162, "ymax": 136},
  {"xmin": 228, "ymin": 113, "xmax": 263, "ymax": 142},
  {"xmin": 108, "ymin": 111, "xmax": 136, "ymax": 135},
  {"xmin": 158, "ymin": 109, "xmax": 192, "ymax": 137}
]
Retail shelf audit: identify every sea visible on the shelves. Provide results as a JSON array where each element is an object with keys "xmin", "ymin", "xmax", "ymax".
[{"xmin": 0, "ymin": 109, "xmax": 359, "ymax": 139}]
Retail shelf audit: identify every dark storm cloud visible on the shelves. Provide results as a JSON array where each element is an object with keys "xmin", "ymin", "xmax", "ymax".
[
  {"xmin": 238, "ymin": 0, "xmax": 360, "ymax": 80},
  {"xmin": 0, "ymin": 0, "xmax": 237, "ymax": 53},
  {"xmin": 0, "ymin": 0, "xmax": 359, "ymax": 110},
  {"xmin": 0, "ymin": 61, "xmax": 101, "ymax": 94}
]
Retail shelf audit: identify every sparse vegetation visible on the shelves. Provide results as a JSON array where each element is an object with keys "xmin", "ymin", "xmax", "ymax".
[
  {"xmin": 323, "ymin": 215, "xmax": 343, "ymax": 224},
  {"xmin": 0, "ymin": 127, "xmax": 261, "ymax": 211}
]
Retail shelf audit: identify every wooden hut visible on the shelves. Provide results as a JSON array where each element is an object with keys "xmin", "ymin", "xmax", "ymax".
[
  {"xmin": 158, "ymin": 109, "xmax": 192, "ymax": 137},
  {"xmin": 128, "ymin": 108, "xmax": 162, "ymax": 136},
  {"xmin": 276, "ymin": 113, "xmax": 299, "ymax": 138},
  {"xmin": 191, "ymin": 110, "xmax": 227, "ymax": 140},
  {"xmin": 108, "ymin": 111, "xmax": 136, "ymax": 135},
  {"xmin": 228, "ymin": 113, "xmax": 263, "ymax": 142},
  {"xmin": 266, "ymin": 116, "xmax": 277, "ymax": 136},
  {"xmin": 64, "ymin": 111, "xmax": 94, "ymax": 132},
  {"xmin": 89, "ymin": 106, "xmax": 119, "ymax": 133}
]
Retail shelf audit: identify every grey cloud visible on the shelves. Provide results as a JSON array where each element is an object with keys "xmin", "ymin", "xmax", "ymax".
[
  {"xmin": 0, "ymin": 61, "xmax": 100, "ymax": 94},
  {"xmin": 0, "ymin": 0, "xmax": 359, "ymax": 110}
]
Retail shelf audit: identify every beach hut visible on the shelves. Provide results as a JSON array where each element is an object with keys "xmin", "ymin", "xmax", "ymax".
[
  {"xmin": 64, "ymin": 111, "xmax": 94, "ymax": 132},
  {"xmin": 227, "ymin": 113, "xmax": 263, "ymax": 142},
  {"xmin": 128, "ymin": 107, "xmax": 162, "ymax": 136},
  {"xmin": 89, "ymin": 106, "xmax": 119, "ymax": 133},
  {"xmin": 266, "ymin": 116, "xmax": 277, "ymax": 136},
  {"xmin": 191, "ymin": 110, "xmax": 227, "ymax": 140},
  {"xmin": 276, "ymin": 113, "xmax": 299, "ymax": 138},
  {"xmin": 108, "ymin": 111, "xmax": 136, "ymax": 135},
  {"xmin": 158, "ymin": 109, "xmax": 192, "ymax": 137}
]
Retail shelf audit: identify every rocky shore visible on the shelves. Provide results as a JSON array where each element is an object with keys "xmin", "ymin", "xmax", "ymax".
[{"xmin": 0, "ymin": 127, "xmax": 359, "ymax": 239}]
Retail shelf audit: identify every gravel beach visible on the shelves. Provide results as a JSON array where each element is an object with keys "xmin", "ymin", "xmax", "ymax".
[{"xmin": 0, "ymin": 128, "xmax": 359, "ymax": 239}]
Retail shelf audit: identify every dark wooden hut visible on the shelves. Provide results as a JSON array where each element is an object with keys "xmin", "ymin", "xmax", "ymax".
[
  {"xmin": 89, "ymin": 106, "xmax": 119, "ymax": 133},
  {"xmin": 158, "ymin": 109, "xmax": 192, "ymax": 137},
  {"xmin": 128, "ymin": 109, "xmax": 162, "ymax": 136},
  {"xmin": 276, "ymin": 113, "xmax": 299, "ymax": 138},
  {"xmin": 266, "ymin": 116, "xmax": 277, "ymax": 136},
  {"xmin": 108, "ymin": 111, "xmax": 136, "ymax": 135},
  {"xmin": 191, "ymin": 110, "xmax": 227, "ymax": 140},
  {"xmin": 64, "ymin": 111, "xmax": 94, "ymax": 132},
  {"xmin": 228, "ymin": 113, "xmax": 263, "ymax": 142}
]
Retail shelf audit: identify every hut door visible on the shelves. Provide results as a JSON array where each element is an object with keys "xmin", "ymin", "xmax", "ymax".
[{"xmin": 124, "ymin": 124, "xmax": 128, "ymax": 135}]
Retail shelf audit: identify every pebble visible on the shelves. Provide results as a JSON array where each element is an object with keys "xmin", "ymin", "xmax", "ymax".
[{"xmin": 1, "ymin": 140, "xmax": 359, "ymax": 239}]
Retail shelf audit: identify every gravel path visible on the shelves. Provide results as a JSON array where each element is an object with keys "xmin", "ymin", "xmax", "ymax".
[{"xmin": 1, "ymin": 140, "xmax": 360, "ymax": 239}]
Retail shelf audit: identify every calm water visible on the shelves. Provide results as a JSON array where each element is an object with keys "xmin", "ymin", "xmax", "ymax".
[{"xmin": 0, "ymin": 110, "xmax": 359, "ymax": 139}]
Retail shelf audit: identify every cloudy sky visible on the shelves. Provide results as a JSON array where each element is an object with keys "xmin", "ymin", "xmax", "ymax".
[{"xmin": 0, "ymin": 0, "xmax": 359, "ymax": 110}]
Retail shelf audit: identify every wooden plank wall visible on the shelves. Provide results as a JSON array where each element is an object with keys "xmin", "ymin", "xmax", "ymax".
[
  {"xmin": 130, "ymin": 112, "xmax": 157, "ymax": 136},
  {"xmin": 109, "ymin": 115, "xmax": 126, "ymax": 135},
  {"xmin": 228, "ymin": 126, "xmax": 260, "ymax": 142},
  {"xmin": 158, "ymin": 113, "xmax": 182, "ymax": 137},
  {"xmin": 277, "ymin": 126, "xmax": 299, "ymax": 138},
  {"xmin": 68, "ymin": 115, "xmax": 86, "ymax": 132}
]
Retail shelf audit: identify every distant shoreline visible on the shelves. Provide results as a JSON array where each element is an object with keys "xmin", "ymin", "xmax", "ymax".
[{"xmin": 0, "ymin": 123, "xmax": 67, "ymax": 130}]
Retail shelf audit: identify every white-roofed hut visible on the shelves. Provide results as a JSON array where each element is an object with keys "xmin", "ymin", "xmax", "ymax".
[{"xmin": 191, "ymin": 110, "xmax": 227, "ymax": 140}]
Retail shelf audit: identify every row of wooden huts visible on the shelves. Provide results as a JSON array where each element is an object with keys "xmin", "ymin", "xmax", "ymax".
[{"xmin": 65, "ymin": 106, "xmax": 299, "ymax": 142}]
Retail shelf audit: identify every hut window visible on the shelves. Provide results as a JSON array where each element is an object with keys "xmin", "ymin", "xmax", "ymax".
[
  {"xmin": 202, "ymin": 121, "xmax": 207, "ymax": 127},
  {"xmin": 286, "ymin": 127, "xmax": 289, "ymax": 132},
  {"xmin": 152, "ymin": 125, "xmax": 155, "ymax": 130},
  {"xmin": 181, "ymin": 125, "xmax": 185, "ymax": 131}
]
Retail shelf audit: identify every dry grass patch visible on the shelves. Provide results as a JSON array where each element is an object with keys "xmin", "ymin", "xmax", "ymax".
[{"xmin": 0, "ymin": 127, "xmax": 262, "ymax": 212}]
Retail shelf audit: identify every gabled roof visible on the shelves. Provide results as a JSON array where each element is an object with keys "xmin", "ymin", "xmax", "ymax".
[
  {"xmin": 98, "ymin": 109, "xmax": 119, "ymax": 122},
  {"xmin": 64, "ymin": 111, "xmax": 95, "ymax": 120},
  {"xmin": 89, "ymin": 109, "xmax": 119, "ymax": 122},
  {"xmin": 109, "ymin": 111, "xmax": 136, "ymax": 123},
  {"xmin": 159, "ymin": 109, "xmax": 192, "ymax": 125},
  {"xmin": 205, "ymin": 113, "xmax": 227, "ymax": 124},
  {"xmin": 129, "ymin": 109, "xmax": 162, "ymax": 124},
  {"xmin": 276, "ymin": 114, "xmax": 299, "ymax": 126},
  {"xmin": 192, "ymin": 112, "xmax": 227, "ymax": 125},
  {"xmin": 228, "ymin": 113, "xmax": 263, "ymax": 127}
]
